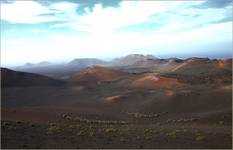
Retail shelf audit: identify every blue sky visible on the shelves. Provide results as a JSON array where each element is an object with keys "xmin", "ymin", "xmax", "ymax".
[{"xmin": 1, "ymin": 0, "xmax": 232, "ymax": 66}]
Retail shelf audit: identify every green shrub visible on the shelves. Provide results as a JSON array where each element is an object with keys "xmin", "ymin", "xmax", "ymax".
[
  {"xmin": 2, "ymin": 121, "xmax": 10, "ymax": 126},
  {"xmin": 195, "ymin": 132, "xmax": 206, "ymax": 141},
  {"xmin": 196, "ymin": 135, "xmax": 206, "ymax": 141},
  {"xmin": 166, "ymin": 131, "xmax": 177, "ymax": 139},
  {"xmin": 77, "ymin": 130, "xmax": 85, "ymax": 136},
  {"xmin": 47, "ymin": 125, "xmax": 61, "ymax": 134},
  {"xmin": 145, "ymin": 135, "xmax": 152, "ymax": 140},
  {"xmin": 104, "ymin": 128, "xmax": 117, "ymax": 133},
  {"xmin": 2, "ymin": 121, "xmax": 17, "ymax": 126}
]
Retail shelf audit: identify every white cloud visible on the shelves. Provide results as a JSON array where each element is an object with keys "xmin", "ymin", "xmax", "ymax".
[
  {"xmin": 1, "ymin": 1, "xmax": 232, "ymax": 66},
  {"xmin": 1, "ymin": 1, "xmax": 51, "ymax": 23},
  {"xmin": 2, "ymin": 21, "xmax": 231, "ymax": 66},
  {"xmin": 68, "ymin": 1, "xmax": 189, "ymax": 34},
  {"xmin": 1, "ymin": 0, "xmax": 224, "ymax": 34},
  {"xmin": 1, "ymin": 1, "xmax": 199, "ymax": 32},
  {"xmin": 1, "ymin": 1, "xmax": 78, "ymax": 23},
  {"xmin": 50, "ymin": 2, "xmax": 78, "ymax": 12}
]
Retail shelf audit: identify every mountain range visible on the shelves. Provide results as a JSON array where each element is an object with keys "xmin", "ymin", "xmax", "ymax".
[{"xmin": 11, "ymin": 54, "xmax": 232, "ymax": 78}]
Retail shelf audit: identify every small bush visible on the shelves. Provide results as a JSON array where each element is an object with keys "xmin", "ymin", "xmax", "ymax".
[
  {"xmin": 2, "ymin": 121, "xmax": 17, "ymax": 126},
  {"xmin": 47, "ymin": 125, "xmax": 61, "ymax": 134},
  {"xmin": 89, "ymin": 131, "xmax": 95, "ymax": 137},
  {"xmin": 195, "ymin": 132, "xmax": 206, "ymax": 141},
  {"xmin": 196, "ymin": 135, "xmax": 206, "ymax": 141},
  {"xmin": 145, "ymin": 136, "xmax": 152, "ymax": 140},
  {"xmin": 120, "ymin": 138, "xmax": 126, "ymax": 142},
  {"xmin": 144, "ymin": 128, "xmax": 150, "ymax": 133},
  {"xmin": 16, "ymin": 121, "xmax": 22, "ymax": 124},
  {"xmin": 104, "ymin": 128, "xmax": 117, "ymax": 133},
  {"xmin": 77, "ymin": 130, "xmax": 85, "ymax": 136},
  {"xmin": 166, "ymin": 131, "xmax": 177, "ymax": 139},
  {"xmin": 30, "ymin": 123, "xmax": 35, "ymax": 127},
  {"xmin": 183, "ymin": 129, "xmax": 187, "ymax": 132},
  {"xmin": 135, "ymin": 136, "xmax": 140, "ymax": 140},
  {"xmin": 2, "ymin": 121, "xmax": 10, "ymax": 126},
  {"xmin": 219, "ymin": 121, "xmax": 224, "ymax": 125}
]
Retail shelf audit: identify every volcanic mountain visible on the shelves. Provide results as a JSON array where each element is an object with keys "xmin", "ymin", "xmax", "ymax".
[
  {"xmin": 18, "ymin": 61, "xmax": 52, "ymax": 68},
  {"xmin": 112, "ymin": 54, "xmax": 158, "ymax": 66},
  {"xmin": 171, "ymin": 57, "xmax": 232, "ymax": 75},
  {"xmin": 68, "ymin": 58, "xmax": 106, "ymax": 67},
  {"xmin": 1, "ymin": 68, "xmax": 64, "ymax": 87},
  {"xmin": 69, "ymin": 66, "xmax": 129, "ymax": 83},
  {"xmin": 1, "ymin": 55, "xmax": 232, "ymax": 149},
  {"xmin": 12, "ymin": 58, "xmax": 108, "ymax": 78},
  {"xmin": 11, "ymin": 55, "xmax": 232, "ymax": 80}
]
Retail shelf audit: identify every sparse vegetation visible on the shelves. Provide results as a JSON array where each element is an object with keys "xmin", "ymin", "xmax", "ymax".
[
  {"xmin": 145, "ymin": 135, "xmax": 153, "ymax": 140},
  {"xmin": 127, "ymin": 112, "xmax": 162, "ymax": 118},
  {"xmin": 196, "ymin": 135, "xmax": 206, "ymax": 141},
  {"xmin": 2, "ymin": 121, "xmax": 10, "ymax": 126},
  {"xmin": 166, "ymin": 131, "xmax": 177, "ymax": 139},
  {"xmin": 104, "ymin": 128, "xmax": 117, "ymax": 133},
  {"xmin": 73, "ymin": 116, "xmax": 127, "ymax": 124},
  {"xmin": 77, "ymin": 130, "xmax": 85, "ymax": 136},
  {"xmin": 46, "ymin": 125, "xmax": 62, "ymax": 135},
  {"xmin": 195, "ymin": 133, "xmax": 206, "ymax": 141},
  {"xmin": 219, "ymin": 121, "xmax": 224, "ymax": 125}
]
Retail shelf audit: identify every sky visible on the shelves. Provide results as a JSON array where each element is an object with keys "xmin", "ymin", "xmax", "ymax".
[{"xmin": 1, "ymin": 0, "xmax": 232, "ymax": 66}]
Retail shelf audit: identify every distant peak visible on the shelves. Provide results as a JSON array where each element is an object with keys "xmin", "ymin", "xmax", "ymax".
[
  {"xmin": 185, "ymin": 57, "xmax": 210, "ymax": 62},
  {"xmin": 124, "ymin": 54, "xmax": 157, "ymax": 59},
  {"xmin": 168, "ymin": 58, "xmax": 183, "ymax": 63},
  {"xmin": 24, "ymin": 62, "xmax": 34, "ymax": 66},
  {"xmin": 69, "ymin": 58, "xmax": 102, "ymax": 62},
  {"xmin": 37, "ymin": 61, "xmax": 51, "ymax": 65}
]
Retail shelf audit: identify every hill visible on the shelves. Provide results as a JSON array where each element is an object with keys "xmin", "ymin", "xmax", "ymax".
[
  {"xmin": 69, "ymin": 66, "xmax": 128, "ymax": 83},
  {"xmin": 171, "ymin": 57, "xmax": 232, "ymax": 75},
  {"xmin": 68, "ymin": 58, "xmax": 106, "ymax": 67},
  {"xmin": 1, "ymin": 68, "xmax": 64, "ymax": 87},
  {"xmin": 131, "ymin": 73, "xmax": 182, "ymax": 89}
]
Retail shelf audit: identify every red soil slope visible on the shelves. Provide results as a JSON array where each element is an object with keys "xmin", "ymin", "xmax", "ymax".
[
  {"xmin": 172, "ymin": 58, "xmax": 232, "ymax": 75},
  {"xmin": 131, "ymin": 73, "xmax": 181, "ymax": 89},
  {"xmin": 69, "ymin": 66, "xmax": 128, "ymax": 82}
]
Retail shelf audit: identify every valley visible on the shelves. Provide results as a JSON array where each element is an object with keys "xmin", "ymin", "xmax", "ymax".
[{"xmin": 1, "ymin": 55, "xmax": 232, "ymax": 149}]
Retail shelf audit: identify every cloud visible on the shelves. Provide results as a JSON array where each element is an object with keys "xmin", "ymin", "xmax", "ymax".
[
  {"xmin": 0, "ymin": 0, "xmax": 14, "ymax": 4},
  {"xmin": 36, "ymin": 0, "xmax": 121, "ymax": 11},
  {"xmin": 0, "ymin": 1, "xmax": 195, "ymax": 31},
  {"xmin": 2, "ymin": 0, "xmax": 230, "ymax": 34},
  {"xmin": 49, "ymin": 1, "xmax": 172, "ymax": 34},
  {"xmin": 51, "ymin": 1, "xmax": 202, "ymax": 34},
  {"xmin": 192, "ymin": 0, "xmax": 232, "ymax": 9},
  {"xmin": 211, "ymin": 16, "xmax": 233, "ymax": 24},
  {"xmin": 1, "ymin": 1, "xmax": 78, "ymax": 24},
  {"xmin": 1, "ymin": 0, "xmax": 232, "ymax": 66},
  {"xmin": 1, "ymin": 1, "xmax": 52, "ymax": 23},
  {"xmin": 2, "ymin": 21, "xmax": 231, "ymax": 65}
]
